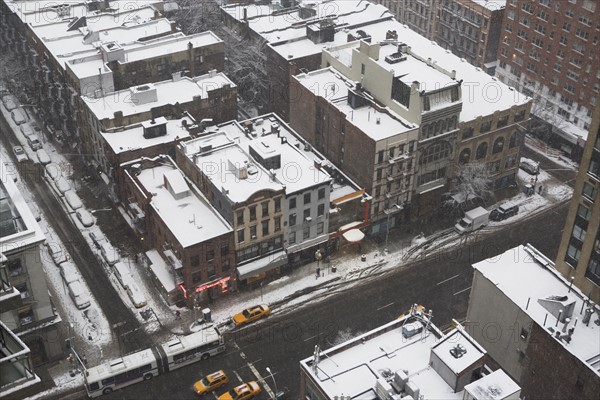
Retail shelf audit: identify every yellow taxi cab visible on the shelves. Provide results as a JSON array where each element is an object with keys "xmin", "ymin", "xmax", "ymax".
[
  {"xmin": 193, "ymin": 370, "xmax": 229, "ymax": 395},
  {"xmin": 232, "ymin": 305, "xmax": 271, "ymax": 326},
  {"xmin": 217, "ymin": 381, "xmax": 261, "ymax": 400}
]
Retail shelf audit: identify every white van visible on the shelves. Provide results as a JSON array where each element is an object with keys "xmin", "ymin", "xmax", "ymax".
[
  {"xmin": 27, "ymin": 134, "xmax": 42, "ymax": 151},
  {"xmin": 68, "ymin": 280, "xmax": 90, "ymax": 309}
]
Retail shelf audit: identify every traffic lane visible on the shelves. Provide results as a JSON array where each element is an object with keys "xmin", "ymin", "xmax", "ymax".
[{"xmin": 521, "ymin": 146, "xmax": 577, "ymax": 187}]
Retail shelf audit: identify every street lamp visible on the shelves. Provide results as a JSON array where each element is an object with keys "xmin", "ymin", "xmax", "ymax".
[
  {"xmin": 315, "ymin": 249, "xmax": 323, "ymax": 278},
  {"xmin": 265, "ymin": 367, "xmax": 278, "ymax": 399},
  {"xmin": 90, "ymin": 207, "xmax": 112, "ymax": 215}
]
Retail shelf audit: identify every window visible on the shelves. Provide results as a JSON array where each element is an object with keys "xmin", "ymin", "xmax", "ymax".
[
  {"xmin": 577, "ymin": 204, "xmax": 591, "ymax": 221},
  {"xmin": 262, "ymin": 220, "xmax": 269, "ymax": 236},
  {"xmin": 192, "ymin": 271, "xmax": 201, "ymax": 284},
  {"xmin": 480, "ymin": 121, "xmax": 492, "ymax": 133},
  {"xmin": 304, "ymin": 192, "xmax": 311, "ymax": 205},
  {"xmin": 206, "ymin": 249, "xmax": 214, "ymax": 261},
  {"xmin": 462, "ymin": 127, "xmax": 474, "ymax": 139},
  {"xmin": 289, "ymin": 213, "xmax": 297, "ymax": 226},
  {"xmin": 222, "ymin": 258, "xmax": 230, "ymax": 271},
  {"xmin": 236, "ymin": 210, "xmax": 244, "ymax": 225},
  {"xmin": 497, "ymin": 116, "xmax": 509, "ymax": 129},
  {"xmin": 317, "ymin": 222, "xmax": 324, "ymax": 235},
  {"xmin": 191, "ymin": 255, "xmax": 200, "ymax": 267},
  {"xmin": 289, "ymin": 197, "xmax": 296, "ymax": 209},
  {"xmin": 15, "ymin": 283, "xmax": 29, "ymax": 299},
  {"xmin": 459, "ymin": 148, "xmax": 471, "ymax": 165},
  {"xmin": 583, "ymin": 182, "xmax": 597, "ymax": 201},
  {"xmin": 419, "ymin": 142, "xmax": 451, "ymax": 165},
  {"xmin": 303, "ymin": 208, "xmax": 311, "ymax": 220},
  {"xmin": 476, "ymin": 143, "xmax": 488, "ymax": 160},
  {"xmin": 289, "ymin": 232, "xmax": 296, "ymax": 245},
  {"xmin": 567, "ymin": 244, "xmax": 581, "ymax": 262},
  {"xmin": 237, "ymin": 229, "xmax": 245, "ymax": 243},
  {"xmin": 221, "ymin": 245, "xmax": 229, "ymax": 257},
  {"xmin": 249, "ymin": 206, "xmax": 256, "ymax": 221},
  {"xmin": 250, "ymin": 225, "xmax": 257, "ymax": 239},
  {"xmin": 318, "ymin": 188, "xmax": 325, "ymax": 200},
  {"xmin": 572, "ymin": 224, "xmax": 586, "ymax": 241},
  {"xmin": 207, "ymin": 265, "xmax": 215, "ymax": 278},
  {"xmin": 274, "ymin": 216, "xmax": 281, "ymax": 232},
  {"xmin": 261, "ymin": 202, "xmax": 269, "ymax": 217},
  {"xmin": 274, "ymin": 197, "xmax": 281, "ymax": 212},
  {"xmin": 303, "ymin": 226, "xmax": 310, "ymax": 240},
  {"xmin": 492, "ymin": 137, "xmax": 505, "ymax": 154},
  {"xmin": 588, "ymin": 152, "xmax": 600, "ymax": 178},
  {"xmin": 7, "ymin": 259, "xmax": 23, "ymax": 277},
  {"xmin": 318, "ymin": 204, "xmax": 325, "ymax": 217},
  {"xmin": 505, "ymin": 155, "xmax": 517, "ymax": 169}
]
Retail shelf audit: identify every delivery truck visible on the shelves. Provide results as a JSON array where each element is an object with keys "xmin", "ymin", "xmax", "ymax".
[{"xmin": 454, "ymin": 206, "xmax": 489, "ymax": 234}]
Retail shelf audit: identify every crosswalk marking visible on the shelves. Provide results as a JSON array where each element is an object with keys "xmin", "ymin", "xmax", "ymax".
[{"xmin": 248, "ymin": 362, "xmax": 274, "ymax": 399}]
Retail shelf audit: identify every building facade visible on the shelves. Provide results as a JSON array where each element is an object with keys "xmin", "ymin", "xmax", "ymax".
[
  {"xmin": 555, "ymin": 102, "xmax": 600, "ymax": 303},
  {"xmin": 495, "ymin": 0, "xmax": 600, "ymax": 160}
]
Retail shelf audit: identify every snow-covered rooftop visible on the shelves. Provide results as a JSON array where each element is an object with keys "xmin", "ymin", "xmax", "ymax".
[
  {"xmin": 179, "ymin": 133, "xmax": 284, "ymax": 204},
  {"xmin": 300, "ymin": 312, "xmax": 513, "ymax": 399},
  {"xmin": 473, "ymin": 244, "xmax": 600, "ymax": 376},
  {"xmin": 0, "ymin": 159, "xmax": 46, "ymax": 251},
  {"xmin": 472, "ymin": 0, "xmax": 507, "ymax": 11},
  {"xmin": 101, "ymin": 115, "xmax": 193, "ymax": 155},
  {"xmin": 135, "ymin": 162, "xmax": 231, "ymax": 248},
  {"xmin": 464, "ymin": 369, "xmax": 520, "ymax": 400},
  {"xmin": 83, "ymin": 72, "xmax": 234, "ymax": 120},
  {"xmin": 122, "ymin": 30, "xmax": 222, "ymax": 63}
]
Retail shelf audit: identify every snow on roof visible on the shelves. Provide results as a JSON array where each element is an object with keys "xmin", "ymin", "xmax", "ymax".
[
  {"xmin": 83, "ymin": 72, "xmax": 234, "ymax": 120},
  {"xmin": 473, "ymin": 244, "xmax": 600, "ymax": 376},
  {"xmin": 123, "ymin": 31, "xmax": 222, "ymax": 63},
  {"xmin": 145, "ymin": 249, "xmax": 175, "ymax": 292},
  {"xmin": 0, "ymin": 160, "xmax": 46, "ymax": 252},
  {"xmin": 464, "ymin": 369, "xmax": 520, "ymax": 400},
  {"xmin": 135, "ymin": 163, "xmax": 231, "ymax": 248},
  {"xmin": 300, "ymin": 314, "xmax": 494, "ymax": 399},
  {"xmin": 180, "ymin": 133, "xmax": 284, "ymax": 204},
  {"xmin": 471, "ymin": 0, "xmax": 507, "ymax": 11},
  {"xmin": 222, "ymin": 0, "xmax": 393, "ymax": 44},
  {"xmin": 101, "ymin": 116, "xmax": 192, "ymax": 155},
  {"xmin": 431, "ymin": 327, "xmax": 487, "ymax": 375}
]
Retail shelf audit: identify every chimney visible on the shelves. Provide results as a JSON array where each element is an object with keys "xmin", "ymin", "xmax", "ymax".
[
  {"xmin": 451, "ymin": 70, "xmax": 456, "ymax": 79},
  {"xmin": 243, "ymin": 7, "xmax": 247, "ymax": 21}
]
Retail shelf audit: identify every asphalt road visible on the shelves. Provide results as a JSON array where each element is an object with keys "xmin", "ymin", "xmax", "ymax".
[
  {"xmin": 97, "ymin": 200, "xmax": 569, "ymax": 400},
  {"xmin": 521, "ymin": 145, "xmax": 577, "ymax": 187},
  {"xmin": 0, "ymin": 112, "xmax": 151, "ymax": 354}
]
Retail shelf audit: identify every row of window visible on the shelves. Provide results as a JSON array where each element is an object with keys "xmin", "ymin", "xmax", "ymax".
[
  {"xmin": 459, "ymin": 134, "xmax": 519, "ymax": 163},
  {"xmin": 289, "ymin": 189, "xmax": 326, "ymax": 209},
  {"xmin": 236, "ymin": 197, "xmax": 282, "ymax": 225},
  {"xmin": 289, "ymin": 222, "xmax": 325, "ymax": 245},
  {"xmin": 461, "ymin": 112, "xmax": 525, "ymax": 140},
  {"xmin": 237, "ymin": 217, "xmax": 282, "ymax": 243},
  {"xmin": 377, "ymin": 142, "xmax": 415, "ymax": 164},
  {"xmin": 236, "ymin": 237, "xmax": 283, "ymax": 263}
]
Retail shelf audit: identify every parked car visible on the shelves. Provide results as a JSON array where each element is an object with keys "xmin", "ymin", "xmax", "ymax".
[
  {"xmin": 36, "ymin": 149, "xmax": 51, "ymax": 165},
  {"xmin": 11, "ymin": 108, "xmax": 28, "ymax": 125},
  {"xmin": 217, "ymin": 382, "xmax": 261, "ymax": 400},
  {"xmin": 193, "ymin": 370, "xmax": 229, "ymax": 396},
  {"xmin": 26, "ymin": 134, "xmax": 42, "ymax": 151},
  {"xmin": 2, "ymin": 95, "xmax": 19, "ymax": 111},
  {"xmin": 113, "ymin": 262, "xmax": 132, "ymax": 289},
  {"xmin": 490, "ymin": 204, "xmax": 520, "ymax": 221},
  {"xmin": 29, "ymin": 121, "xmax": 43, "ymax": 135},
  {"xmin": 126, "ymin": 282, "xmax": 147, "ymax": 308},
  {"xmin": 76, "ymin": 209, "xmax": 95, "ymax": 227},
  {"xmin": 12, "ymin": 146, "xmax": 28, "ymax": 162},
  {"xmin": 89, "ymin": 232, "xmax": 103, "ymax": 249},
  {"xmin": 20, "ymin": 123, "xmax": 34, "ymax": 137},
  {"xmin": 45, "ymin": 162, "xmax": 62, "ymax": 181},
  {"xmin": 232, "ymin": 305, "xmax": 271, "ymax": 326},
  {"xmin": 100, "ymin": 242, "xmax": 119, "ymax": 266},
  {"xmin": 519, "ymin": 158, "xmax": 539, "ymax": 175},
  {"xmin": 46, "ymin": 243, "xmax": 67, "ymax": 265},
  {"xmin": 68, "ymin": 280, "xmax": 90, "ymax": 309},
  {"xmin": 64, "ymin": 190, "xmax": 83, "ymax": 210},
  {"xmin": 59, "ymin": 261, "xmax": 79, "ymax": 284}
]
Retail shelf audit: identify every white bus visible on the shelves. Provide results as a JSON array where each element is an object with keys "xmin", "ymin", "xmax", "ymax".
[{"xmin": 85, "ymin": 325, "xmax": 224, "ymax": 397}]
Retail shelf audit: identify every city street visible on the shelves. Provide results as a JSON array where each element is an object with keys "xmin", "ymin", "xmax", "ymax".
[{"xmin": 91, "ymin": 200, "xmax": 569, "ymax": 400}]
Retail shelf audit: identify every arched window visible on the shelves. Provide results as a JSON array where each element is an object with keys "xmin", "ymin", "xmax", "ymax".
[
  {"xmin": 476, "ymin": 142, "xmax": 488, "ymax": 160},
  {"xmin": 509, "ymin": 132, "xmax": 518, "ymax": 148},
  {"xmin": 435, "ymin": 120, "xmax": 442, "ymax": 134},
  {"xmin": 428, "ymin": 124, "xmax": 434, "ymax": 137},
  {"xmin": 441, "ymin": 119, "xmax": 447, "ymax": 133},
  {"xmin": 492, "ymin": 137, "xmax": 505, "ymax": 154},
  {"xmin": 419, "ymin": 142, "xmax": 451, "ymax": 165},
  {"xmin": 459, "ymin": 148, "xmax": 471, "ymax": 165},
  {"xmin": 450, "ymin": 116, "xmax": 458, "ymax": 130},
  {"xmin": 422, "ymin": 124, "xmax": 429, "ymax": 137}
]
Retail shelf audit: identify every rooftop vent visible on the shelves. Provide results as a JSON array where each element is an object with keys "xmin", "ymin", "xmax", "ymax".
[
  {"xmin": 538, "ymin": 294, "xmax": 576, "ymax": 323},
  {"xmin": 450, "ymin": 344, "xmax": 467, "ymax": 359},
  {"xmin": 384, "ymin": 52, "xmax": 407, "ymax": 64}
]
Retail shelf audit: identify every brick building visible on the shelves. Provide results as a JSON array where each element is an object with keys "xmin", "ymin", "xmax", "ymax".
[
  {"xmin": 467, "ymin": 244, "xmax": 600, "ymax": 400},
  {"xmin": 495, "ymin": 0, "xmax": 600, "ymax": 160},
  {"xmin": 121, "ymin": 156, "xmax": 235, "ymax": 306},
  {"xmin": 554, "ymin": 102, "xmax": 600, "ymax": 303}
]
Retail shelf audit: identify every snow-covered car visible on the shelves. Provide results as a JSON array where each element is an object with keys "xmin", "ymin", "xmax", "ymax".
[
  {"xmin": 76, "ymin": 209, "xmax": 95, "ymax": 227},
  {"xmin": 100, "ymin": 242, "xmax": 119, "ymax": 266},
  {"xmin": 2, "ymin": 95, "xmax": 19, "ymax": 111},
  {"xmin": 29, "ymin": 121, "xmax": 43, "ymax": 135},
  {"xmin": 59, "ymin": 261, "xmax": 79, "ymax": 284},
  {"xmin": 46, "ymin": 243, "xmax": 67, "ymax": 265},
  {"xmin": 12, "ymin": 146, "xmax": 28, "ymax": 162},
  {"xmin": 519, "ymin": 158, "xmax": 539, "ymax": 175},
  {"xmin": 126, "ymin": 282, "xmax": 147, "ymax": 308},
  {"xmin": 89, "ymin": 232, "xmax": 103, "ymax": 249},
  {"xmin": 113, "ymin": 262, "xmax": 132, "ymax": 289},
  {"xmin": 26, "ymin": 134, "xmax": 42, "ymax": 151},
  {"xmin": 68, "ymin": 280, "xmax": 90, "ymax": 309},
  {"xmin": 53, "ymin": 177, "xmax": 70, "ymax": 194},
  {"xmin": 64, "ymin": 190, "xmax": 83, "ymax": 210},
  {"xmin": 11, "ymin": 108, "xmax": 28, "ymax": 125},
  {"xmin": 20, "ymin": 123, "xmax": 34, "ymax": 137},
  {"xmin": 36, "ymin": 149, "xmax": 51, "ymax": 165}
]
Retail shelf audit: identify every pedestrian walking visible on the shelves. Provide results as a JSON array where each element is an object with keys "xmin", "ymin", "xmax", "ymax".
[
  {"xmin": 316, "ymin": 267, "xmax": 321, "ymax": 279},
  {"xmin": 175, "ymin": 310, "xmax": 181, "ymax": 320},
  {"xmin": 538, "ymin": 185, "xmax": 543, "ymax": 195}
]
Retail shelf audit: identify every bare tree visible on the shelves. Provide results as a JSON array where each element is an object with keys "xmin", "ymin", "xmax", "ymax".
[
  {"xmin": 445, "ymin": 163, "xmax": 493, "ymax": 211},
  {"xmin": 527, "ymin": 88, "xmax": 569, "ymax": 143},
  {"xmin": 172, "ymin": 0, "xmax": 223, "ymax": 34},
  {"xmin": 0, "ymin": 52, "xmax": 36, "ymax": 101}
]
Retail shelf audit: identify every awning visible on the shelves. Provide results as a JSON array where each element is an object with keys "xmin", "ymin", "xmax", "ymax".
[
  {"xmin": 237, "ymin": 250, "xmax": 288, "ymax": 280},
  {"xmin": 343, "ymin": 229, "xmax": 365, "ymax": 243},
  {"xmin": 286, "ymin": 234, "xmax": 329, "ymax": 254}
]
